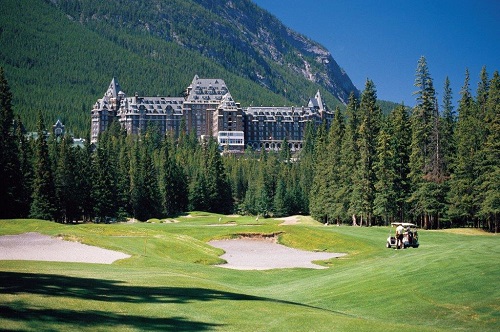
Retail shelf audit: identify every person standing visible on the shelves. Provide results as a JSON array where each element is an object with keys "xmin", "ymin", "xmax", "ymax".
[{"xmin": 396, "ymin": 224, "xmax": 404, "ymax": 249}]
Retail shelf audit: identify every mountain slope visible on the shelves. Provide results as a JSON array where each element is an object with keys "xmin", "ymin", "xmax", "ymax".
[
  {"xmin": 0, "ymin": 0, "xmax": 360, "ymax": 135},
  {"xmin": 53, "ymin": 0, "xmax": 358, "ymax": 103}
]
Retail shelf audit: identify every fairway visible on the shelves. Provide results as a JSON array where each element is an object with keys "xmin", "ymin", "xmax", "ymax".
[{"xmin": 0, "ymin": 215, "xmax": 498, "ymax": 331}]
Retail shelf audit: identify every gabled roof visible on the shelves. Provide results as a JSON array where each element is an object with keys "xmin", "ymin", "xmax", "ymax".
[{"xmin": 105, "ymin": 77, "xmax": 122, "ymax": 99}]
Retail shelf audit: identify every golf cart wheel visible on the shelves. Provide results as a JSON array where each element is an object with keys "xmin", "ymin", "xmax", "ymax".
[{"xmin": 386, "ymin": 242, "xmax": 391, "ymax": 248}]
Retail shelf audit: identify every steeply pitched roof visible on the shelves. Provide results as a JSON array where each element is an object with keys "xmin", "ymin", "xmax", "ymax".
[{"xmin": 105, "ymin": 77, "xmax": 122, "ymax": 98}]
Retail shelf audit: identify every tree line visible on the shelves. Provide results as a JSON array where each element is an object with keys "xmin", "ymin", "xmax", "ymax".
[
  {"xmin": 309, "ymin": 57, "xmax": 498, "ymax": 232},
  {"xmin": 0, "ymin": 58, "xmax": 498, "ymax": 231}
]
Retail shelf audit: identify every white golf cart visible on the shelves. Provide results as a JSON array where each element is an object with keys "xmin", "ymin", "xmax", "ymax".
[{"xmin": 386, "ymin": 222, "xmax": 419, "ymax": 249}]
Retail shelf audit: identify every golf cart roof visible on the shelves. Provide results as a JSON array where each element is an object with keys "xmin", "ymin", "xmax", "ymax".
[{"xmin": 391, "ymin": 222, "xmax": 417, "ymax": 227}]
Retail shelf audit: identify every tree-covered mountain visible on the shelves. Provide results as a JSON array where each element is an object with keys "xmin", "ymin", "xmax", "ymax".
[{"xmin": 0, "ymin": 0, "xmax": 361, "ymax": 136}]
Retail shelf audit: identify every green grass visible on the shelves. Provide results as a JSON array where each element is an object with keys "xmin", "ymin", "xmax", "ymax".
[{"xmin": 0, "ymin": 215, "xmax": 498, "ymax": 331}]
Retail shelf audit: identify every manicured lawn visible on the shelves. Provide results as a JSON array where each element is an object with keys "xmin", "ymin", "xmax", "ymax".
[{"xmin": 0, "ymin": 215, "xmax": 498, "ymax": 331}]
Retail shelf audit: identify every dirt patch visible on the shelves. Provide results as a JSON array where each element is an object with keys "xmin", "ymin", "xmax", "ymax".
[
  {"xmin": 0, "ymin": 232, "xmax": 131, "ymax": 264},
  {"xmin": 276, "ymin": 216, "xmax": 300, "ymax": 225}
]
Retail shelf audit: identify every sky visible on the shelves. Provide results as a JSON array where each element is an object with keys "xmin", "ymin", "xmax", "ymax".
[{"xmin": 252, "ymin": 0, "xmax": 500, "ymax": 107}]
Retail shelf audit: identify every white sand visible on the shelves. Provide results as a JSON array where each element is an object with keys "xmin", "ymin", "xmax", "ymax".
[
  {"xmin": 209, "ymin": 238, "xmax": 345, "ymax": 270},
  {"xmin": 0, "ymin": 232, "xmax": 130, "ymax": 264}
]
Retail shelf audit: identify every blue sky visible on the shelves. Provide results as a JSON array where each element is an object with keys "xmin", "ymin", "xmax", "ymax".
[{"xmin": 252, "ymin": 0, "xmax": 500, "ymax": 107}]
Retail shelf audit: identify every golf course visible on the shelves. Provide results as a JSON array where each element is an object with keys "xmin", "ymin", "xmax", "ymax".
[{"xmin": 0, "ymin": 214, "xmax": 498, "ymax": 331}]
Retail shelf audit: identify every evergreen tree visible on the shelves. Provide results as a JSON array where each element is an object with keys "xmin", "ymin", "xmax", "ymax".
[
  {"xmin": 0, "ymin": 67, "xmax": 23, "ymax": 218},
  {"xmin": 476, "ymin": 71, "xmax": 500, "ymax": 232},
  {"xmin": 273, "ymin": 173, "xmax": 289, "ymax": 217},
  {"xmin": 374, "ymin": 120, "xmax": 396, "ymax": 225},
  {"xmin": 356, "ymin": 79, "xmax": 382, "ymax": 225},
  {"xmin": 160, "ymin": 135, "xmax": 188, "ymax": 216},
  {"xmin": 441, "ymin": 76, "xmax": 456, "ymax": 175},
  {"xmin": 409, "ymin": 56, "xmax": 445, "ymax": 228},
  {"xmin": 116, "ymin": 136, "xmax": 132, "ymax": 220},
  {"xmin": 76, "ymin": 137, "xmax": 94, "ymax": 221},
  {"xmin": 309, "ymin": 121, "xmax": 330, "ymax": 222},
  {"xmin": 296, "ymin": 121, "xmax": 316, "ymax": 215},
  {"xmin": 14, "ymin": 115, "xmax": 33, "ymax": 217},
  {"xmin": 54, "ymin": 135, "xmax": 79, "ymax": 222},
  {"xmin": 388, "ymin": 104, "xmax": 411, "ymax": 222},
  {"xmin": 339, "ymin": 92, "xmax": 360, "ymax": 224},
  {"xmin": 30, "ymin": 112, "xmax": 56, "ymax": 220},
  {"xmin": 448, "ymin": 69, "xmax": 481, "ymax": 226},
  {"xmin": 204, "ymin": 138, "xmax": 233, "ymax": 214},
  {"xmin": 138, "ymin": 143, "xmax": 161, "ymax": 220},
  {"xmin": 328, "ymin": 107, "xmax": 345, "ymax": 223},
  {"xmin": 92, "ymin": 131, "xmax": 117, "ymax": 220}
]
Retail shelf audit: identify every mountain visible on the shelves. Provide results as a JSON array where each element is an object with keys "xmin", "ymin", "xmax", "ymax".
[{"xmin": 0, "ymin": 0, "xmax": 359, "ymax": 136}]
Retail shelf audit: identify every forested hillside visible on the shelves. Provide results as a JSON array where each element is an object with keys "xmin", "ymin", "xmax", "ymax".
[{"xmin": 0, "ymin": 0, "xmax": 362, "ymax": 136}]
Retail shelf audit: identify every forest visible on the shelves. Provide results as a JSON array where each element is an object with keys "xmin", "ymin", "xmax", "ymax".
[{"xmin": 0, "ymin": 56, "xmax": 499, "ymax": 232}]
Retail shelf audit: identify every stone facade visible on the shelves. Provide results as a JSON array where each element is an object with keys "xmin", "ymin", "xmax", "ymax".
[{"xmin": 91, "ymin": 76, "xmax": 333, "ymax": 152}]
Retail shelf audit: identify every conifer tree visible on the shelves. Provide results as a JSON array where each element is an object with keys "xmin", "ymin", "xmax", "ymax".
[
  {"xmin": 309, "ymin": 121, "xmax": 330, "ymax": 222},
  {"xmin": 296, "ymin": 121, "xmax": 316, "ymax": 215},
  {"xmin": 356, "ymin": 79, "xmax": 382, "ymax": 225},
  {"xmin": 339, "ymin": 92, "xmax": 360, "ymax": 224},
  {"xmin": 0, "ymin": 68, "xmax": 23, "ymax": 218},
  {"xmin": 448, "ymin": 69, "xmax": 480, "ymax": 226},
  {"xmin": 441, "ymin": 77, "xmax": 456, "ymax": 175},
  {"xmin": 54, "ymin": 135, "xmax": 79, "ymax": 222},
  {"xmin": 409, "ymin": 56, "xmax": 445, "ymax": 228},
  {"xmin": 14, "ymin": 115, "xmax": 33, "ymax": 217},
  {"xmin": 76, "ymin": 137, "xmax": 94, "ymax": 221},
  {"xmin": 30, "ymin": 112, "xmax": 56, "ymax": 220},
  {"xmin": 160, "ymin": 135, "xmax": 187, "ymax": 216},
  {"xmin": 116, "ymin": 136, "xmax": 132, "ymax": 220},
  {"xmin": 328, "ymin": 107, "xmax": 345, "ymax": 223},
  {"xmin": 476, "ymin": 71, "xmax": 500, "ymax": 232},
  {"xmin": 388, "ymin": 104, "xmax": 411, "ymax": 222},
  {"xmin": 374, "ymin": 121, "xmax": 396, "ymax": 225},
  {"xmin": 205, "ymin": 138, "xmax": 233, "ymax": 214},
  {"xmin": 92, "ymin": 131, "xmax": 117, "ymax": 220}
]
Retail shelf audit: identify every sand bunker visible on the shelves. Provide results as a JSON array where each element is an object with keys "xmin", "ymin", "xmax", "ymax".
[
  {"xmin": 0, "ymin": 232, "xmax": 130, "ymax": 264},
  {"xmin": 209, "ymin": 238, "xmax": 345, "ymax": 270}
]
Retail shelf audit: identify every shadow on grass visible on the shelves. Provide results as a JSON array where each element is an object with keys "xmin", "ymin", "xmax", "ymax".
[
  {"xmin": 0, "ymin": 305, "xmax": 218, "ymax": 331},
  {"xmin": 0, "ymin": 271, "xmax": 348, "ymax": 330}
]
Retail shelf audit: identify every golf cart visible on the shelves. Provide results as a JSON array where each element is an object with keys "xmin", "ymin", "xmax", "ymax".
[{"xmin": 386, "ymin": 222, "xmax": 419, "ymax": 249}]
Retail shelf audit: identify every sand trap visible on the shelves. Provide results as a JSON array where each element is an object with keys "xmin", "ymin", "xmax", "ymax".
[
  {"xmin": 0, "ymin": 232, "xmax": 131, "ymax": 264},
  {"xmin": 276, "ymin": 216, "xmax": 300, "ymax": 225},
  {"xmin": 209, "ymin": 238, "xmax": 345, "ymax": 270}
]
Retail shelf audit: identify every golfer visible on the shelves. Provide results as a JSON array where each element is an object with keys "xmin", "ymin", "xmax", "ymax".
[{"xmin": 396, "ymin": 224, "xmax": 404, "ymax": 249}]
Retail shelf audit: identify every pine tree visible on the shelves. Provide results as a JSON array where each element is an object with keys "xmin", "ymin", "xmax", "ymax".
[
  {"xmin": 76, "ymin": 137, "xmax": 94, "ymax": 221},
  {"xmin": 54, "ymin": 135, "xmax": 79, "ymax": 222},
  {"xmin": 92, "ymin": 131, "xmax": 117, "ymax": 220},
  {"xmin": 30, "ymin": 112, "xmax": 56, "ymax": 220},
  {"xmin": 14, "ymin": 115, "xmax": 33, "ymax": 217},
  {"xmin": 339, "ymin": 92, "xmax": 360, "ymax": 224},
  {"xmin": 476, "ymin": 71, "xmax": 500, "ymax": 232},
  {"xmin": 160, "ymin": 135, "xmax": 187, "ymax": 216},
  {"xmin": 296, "ymin": 121, "xmax": 316, "ymax": 215},
  {"xmin": 138, "ymin": 143, "xmax": 161, "ymax": 220},
  {"xmin": 309, "ymin": 121, "xmax": 330, "ymax": 222},
  {"xmin": 0, "ymin": 67, "xmax": 23, "ymax": 218},
  {"xmin": 388, "ymin": 104, "xmax": 411, "ymax": 222},
  {"xmin": 441, "ymin": 76, "xmax": 456, "ymax": 175},
  {"xmin": 448, "ymin": 69, "xmax": 481, "ymax": 227},
  {"xmin": 204, "ymin": 138, "xmax": 233, "ymax": 214},
  {"xmin": 374, "ymin": 121, "xmax": 397, "ymax": 225},
  {"xmin": 356, "ymin": 79, "xmax": 381, "ymax": 225},
  {"xmin": 328, "ymin": 107, "xmax": 345, "ymax": 223},
  {"xmin": 409, "ymin": 56, "xmax": 445, "ymax": 228}
]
